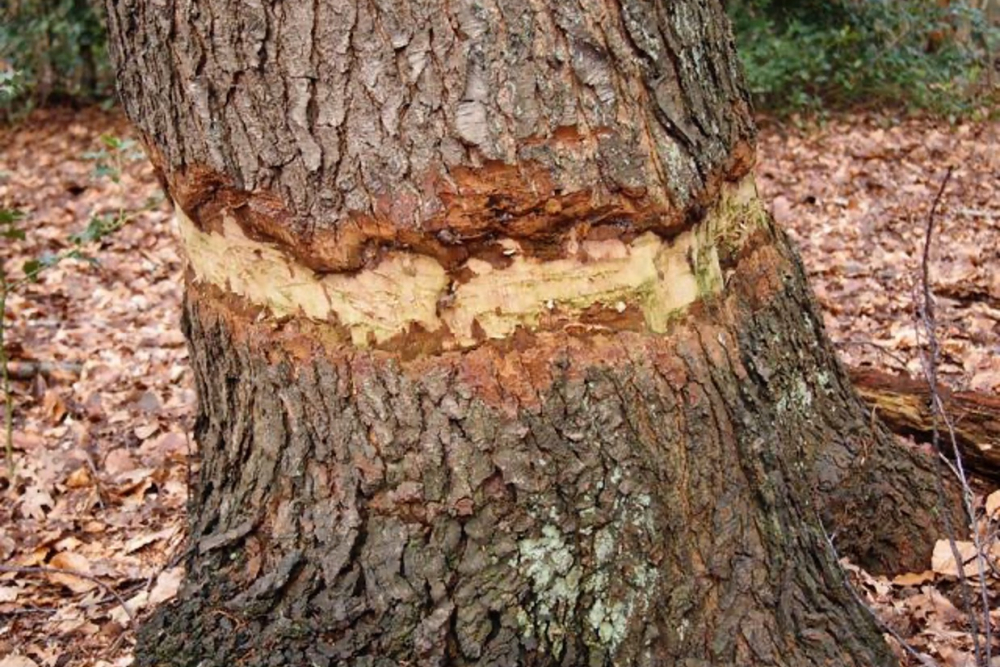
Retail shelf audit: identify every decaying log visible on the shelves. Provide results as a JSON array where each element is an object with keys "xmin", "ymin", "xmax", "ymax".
[{"xmin": 851, "ymin": 368, "xmax": 1000, "ymax": 482}]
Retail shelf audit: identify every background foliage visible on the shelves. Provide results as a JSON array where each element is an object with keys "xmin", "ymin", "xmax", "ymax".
[
  {"xmin": 0, "ymin": 0, "xmax": 112, "ymax": 117},
  {"xmin": 727, "ymin": 0, "xmax": 999, "ymax": 116}
]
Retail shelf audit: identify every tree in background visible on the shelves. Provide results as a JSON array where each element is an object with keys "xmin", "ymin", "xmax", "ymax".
[{"xmin": 104, "ymin": 0, "xmax": 959, "ymax": 664}]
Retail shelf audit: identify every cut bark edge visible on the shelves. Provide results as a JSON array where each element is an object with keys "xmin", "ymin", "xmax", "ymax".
[{"xmin": 175, "ymin": 176, "xmax": 769, "ymax": 354}]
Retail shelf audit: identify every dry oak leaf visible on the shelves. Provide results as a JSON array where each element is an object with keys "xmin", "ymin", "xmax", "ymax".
[
  {"xmin": 123, "ymin": 526, "xmax": 177, "ymax": 554},
  {"xmin": 18, "ymin": 486, "xmax": 54, "ymax": 520},
  {"xmin": 46, "ymin": 551, "xmax": 98, "ymax": 594},
  {"xmin": 891, "ymin": 570, "xmax": 936, "ymax": 587},
  {"xmin": 150, "ymin": 566, "xmax": 184, "ymax": 605},
  {"xmin": 134, "ymin": 422, "xmax": 159, "ymax": 441},
  {"xmin": 64, "ymin": 466, "xmax": 92, "ymax": 489},
  {"xmin": 986, "ymin": 490, "xmax": 1000, "ymax": 519},
  {"xmin": 930, "ymin": 540, "xmax": 980, "ymax": 578},
  {"xmin": 110, "ymin": 566, "xmax": 182, "ymax": 624}
]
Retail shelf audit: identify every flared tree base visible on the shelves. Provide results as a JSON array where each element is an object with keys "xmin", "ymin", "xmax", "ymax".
[{"xmin": 139, "ymin": 225, "xmax": 952, "ymax": 666}]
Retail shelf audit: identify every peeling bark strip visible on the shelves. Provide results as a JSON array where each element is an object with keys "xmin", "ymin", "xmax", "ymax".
[
  {"xmin": 177, "ymin": 177, "xmax": 764, "ymax": 350},
  {"xmin": 136, "ymin": 221, "xmax": 950, "ymax": 667},
  {"xmin": 105, "ymin": 0, "xmax": 755, "ymax": 271}
]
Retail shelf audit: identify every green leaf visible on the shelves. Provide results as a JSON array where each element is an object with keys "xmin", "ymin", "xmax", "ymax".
[
  {"xmin": 0, "ymin": 209, "xmax": 25, "ymax": 226},
  {"xmin": 93, "ymin": 164, "xmax": 117, "ymax": 180},
  {"xmin": 100, "ymin": 134, "xmax": 123, "ymax": 150},
  {"xmin": 70, "ymin": 215, "xmax": 111, "ymax": 245},
  {"xmin": 1, "ymin": 227, "xmax": 26, "ymax": 241},
  {"xmin": 23, "ymin": 254, "xmax": 62, "ymax": 280},
  {"xmin": 66, "ymin": 249, "xmax": 98, "ymax": 265},
  {"xmin": 22, "ymin": 259, "xmax": 43, "ymax": 280}
]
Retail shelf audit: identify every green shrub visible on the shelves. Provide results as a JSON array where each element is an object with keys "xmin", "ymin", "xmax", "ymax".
[
  {"xmin": 728, "ymin": 0, "xmax": 999, "ymax": 116},
  {"xmin": 0, "ymin": 0, "xmax": 112, "ymax": 115}
]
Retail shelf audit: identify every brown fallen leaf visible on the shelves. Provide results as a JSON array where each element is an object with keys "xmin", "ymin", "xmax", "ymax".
[
  {"xmin": 64, "ymin": 466, "xmax": 92, "ymax": 489},
  {"xmin": 912, "ymin": 584, "xmax": 965, "ymax": 628},
  {"xmin": 11, "ymin": 431, "xmax": 45, "ymax": 451},
  {"xmin": 41, "ymin": 389, "xmax": 68, "ymax": 424},
  {"xmin": 47, "ymin": 552, "xmax": 98, "ymax": 594},
  {"xmin": 986, "ymin": 490, "xmax": 1000, "ymax": 519},
  {"xmin": 939, "ymin": 646, "xmax": 976, "ymax": 667},
  {"xmin": 891, "ymin": 570, "xmax": 937, "ymax": 587},
  {"xmin": 123, "ymin": 526, "xmax": 177, "ymax": 554},
  {"xmin": 133, "ymin": 422, "xmax": 159, "ymax": 440},
  {"xmin": 111, "ymin": 566, "xmax": 183, "ymax": 625},
  {"xmin": 112, "ymin": 590, "xmax": 148, "ymax": 626},
  {"xmin": 111, "ymin": 467, "xmax": 158, "ymax": 503},
  {"xmin": 930, "ymin": 540, "xmax": 980, "ymax": 578},
  {"xmin": 149, "ymin": 566, "xmax": 183, "ymax": 605},
  {"xmin": 103, "ymin": 448, "xmax": 137, "ymax": 476},
  {"xmin": 18, "ymin": 487, "xmax": 54, "ymax": 521},
  {"xmin": 0, "ymin": 657, "xmax": 40, "ymax": 667}
]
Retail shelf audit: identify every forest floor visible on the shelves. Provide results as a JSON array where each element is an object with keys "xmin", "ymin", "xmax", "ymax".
[{"xmin": 0, "ymin": 108, "xmax": 998, "ymax": 667}]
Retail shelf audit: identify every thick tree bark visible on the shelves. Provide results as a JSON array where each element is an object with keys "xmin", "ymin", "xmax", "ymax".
[
  {"xmin": 103, "ymin": 0, "xmax": 958, "ymax": 664},
  {"xmin": 139, "ymin": 224, "xmax": 915, "ymax": 667}
]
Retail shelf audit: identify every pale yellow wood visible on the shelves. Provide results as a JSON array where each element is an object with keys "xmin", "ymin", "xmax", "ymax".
[
  {"xmin": 177, "ymin": 216, "xmax": 448, "ymax": 346},
  {"xmin": 175, "ymin": 177, "xmax": 764, "ymax": 349}
]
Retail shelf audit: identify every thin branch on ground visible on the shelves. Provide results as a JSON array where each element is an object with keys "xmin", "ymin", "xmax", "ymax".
[
  {"xmin": 5, "ymin": 360, "xmax": 83, "ymax": 381},
  {"xmin": 834, "ymin": 339, "xmax": 912, "ymax": 372},
  {"xmin": 0, "ymin": 564, "xmax": 136, "ymax": 624},
  {"xmin": 1, "ymin": 274, "xmax": 13, "ymax": 476},
  {"xmin": 916, "ymin": 166, "xmax": 993, "ymax": 667}
]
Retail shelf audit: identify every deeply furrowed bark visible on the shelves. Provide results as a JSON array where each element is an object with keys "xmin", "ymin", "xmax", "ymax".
[
  {"xmin": 104, "ymin": 0, "xmax": 755, "ymax": 272},
  {"xmin": 136, "ymin": 220, "xmax": 948, "ymax": 666},
  {"xmin": 138, "ymin": 223, "xmax": 893, "ymax": 667},
  {"xmin": 102, "ymin": 0, "xmax": 959, "ymax": 664}
]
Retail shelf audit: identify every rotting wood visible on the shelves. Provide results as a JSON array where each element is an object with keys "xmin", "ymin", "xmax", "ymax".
[{"xmin": 851, "ymin": 368, "xmax": 1000, "ymax": 482}]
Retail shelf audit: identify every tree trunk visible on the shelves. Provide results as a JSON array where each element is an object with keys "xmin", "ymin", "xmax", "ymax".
[{"xmin": 103, "ymin": 0, "xmax": 958, "ymax": 664}]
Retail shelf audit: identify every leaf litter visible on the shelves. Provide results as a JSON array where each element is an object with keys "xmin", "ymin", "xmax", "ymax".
[
  {"xmin": 1, "ymin": 108, "xmax": 189, "ymax": 667},
  {"xmin": 0, "ymin": 108, "xmax": 997, "ymax": 666}
]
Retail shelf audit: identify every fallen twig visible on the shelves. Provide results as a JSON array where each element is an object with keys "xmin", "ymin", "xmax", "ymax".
[
  {"xmin": 5, "ymin": 360, "xmax": 83, "ymax": 381},
  {"xmin": 836, "ymin": 340, "xmax": 912, "ymax": 373},
  {"xmin": 0, "ymin": 564, "xmax": 136, "ymax": 624},
  {"xmin": 916, "ymin": 167, "xmax": 992, "ymax": 666}
]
